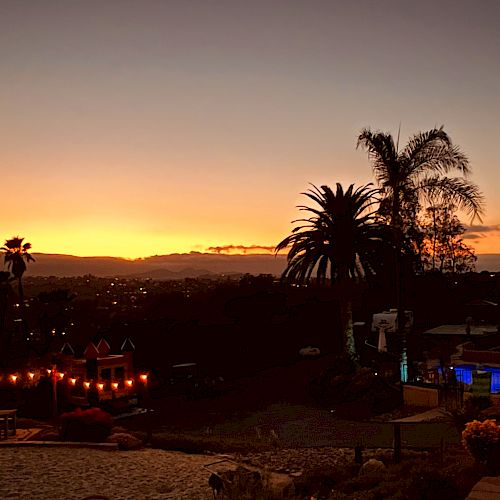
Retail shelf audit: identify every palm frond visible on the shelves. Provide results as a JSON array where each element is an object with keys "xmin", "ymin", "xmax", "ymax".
[{"xmin": 419, "ymin": 175, "xmax": 485, "ymax": 223}]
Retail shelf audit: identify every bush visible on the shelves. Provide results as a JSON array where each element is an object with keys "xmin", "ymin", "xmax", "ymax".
[
  {"xmin": 462, "ymin": 419, "xmax": 500, "ymax": 471},
  {"xmin": 406, "ymin": 464, "xmax": 460, "ymax": 500},
  {"xmin": 59, "ymin": 407, "xmax": 113, "ymax": 442},
  {"xmin": 449, "ymin": 396, "xmax": 493, "ymax": 431}
]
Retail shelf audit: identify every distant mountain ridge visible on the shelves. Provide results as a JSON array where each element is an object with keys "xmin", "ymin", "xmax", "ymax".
[
  {"xmin": 21, "ymin": 252, "xmax": 500, "ymax": 278},
  {"xmin": 26, "ymin": 252, "xmax": 288, "ymax": 278}
]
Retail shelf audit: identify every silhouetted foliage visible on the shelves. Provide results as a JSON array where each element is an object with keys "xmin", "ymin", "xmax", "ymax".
[{"xmin": 276, "ymin": 183, "xmax": 389, "ymax": 359}]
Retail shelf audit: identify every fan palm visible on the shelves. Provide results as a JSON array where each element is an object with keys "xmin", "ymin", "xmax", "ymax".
[
  {"xmin": 2, "ymin": 236, "xmax": 35, "ymax": 304},
  {"xmin": 276, "ymin": 183, "xmax": 388, "ymax": 359}
]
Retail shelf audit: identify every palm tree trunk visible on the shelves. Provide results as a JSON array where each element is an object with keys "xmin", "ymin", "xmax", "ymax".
[
  {"xmin": 340, "ymin": 298, "xmax": 356, "ymax": 360},
  {"xmin": 391, "ymin": 190, "xmax": 407, "ymax": 381}
]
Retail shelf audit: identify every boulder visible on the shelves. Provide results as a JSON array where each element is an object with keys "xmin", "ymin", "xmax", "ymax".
[{"xmin": 359, "ymin": 459, "xmax": 386, "ymax": 475}]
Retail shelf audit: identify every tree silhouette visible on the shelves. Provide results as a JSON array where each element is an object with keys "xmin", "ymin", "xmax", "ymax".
[
  {"xmin": 276, "ymin": 183, "xmax": 388, "ymax": 359},
  {"xmin": 357, "ymin": 126, "xmax": 484, "ymax": 230},
  {"xmin": 357, "ymin": 127, "xmax": 483, "ymax": 304},
  {"xmin": 357, "ymin": 127, "xmax": 484, "ymax": 376},
  {"xmin": 2, "ymin": 236, "xmax": 35, "ymax": 303}
]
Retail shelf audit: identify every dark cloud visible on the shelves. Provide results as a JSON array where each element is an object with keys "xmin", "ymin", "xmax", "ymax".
[
  {"xmin": 465, "ymin": 224, "xmax": 500, "ymax": 233},
  {"xmin": 463, "ymin": 224, "xmax": 500, "ymax": 240},
  {"xmin": 206, "ymin": 245, "xmax": 276, "ymax": 255}
]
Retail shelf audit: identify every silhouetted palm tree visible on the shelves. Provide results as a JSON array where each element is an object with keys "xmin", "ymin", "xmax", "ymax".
[
  {"xmin": 2, "ymin": 236, "xmax": 35, "ymax": 303},
  {"xmin": 357, "ymin": 127, "xmax": 484, "ymax": 375},
  {"xmin": 357, "ymin": 126, "xmax": 484, "ymax": 232},
  {"xmin": 276, "ymin": 183, "xmax": 388, "ymax": 359}
]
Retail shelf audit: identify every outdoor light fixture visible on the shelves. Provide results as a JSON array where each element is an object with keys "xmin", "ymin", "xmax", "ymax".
[
  {"xmin": 28, "ymin": 372, "xmax": 35, "ymax": 380},
  {"xmin": 69, "ymin": 378, "xmax": 77, "ymax": 385},
  {"xmin": 140, "ymin": 374, "xmax": 148, "ymax": 383},
  {"xmin": 9, "ymin": 374, "xmax": 17, "ymax": 383},
  {"xmin": 111, "ymin": 382, "xmax": 119, "ymax": 390},
  {"xmin": 83, "ymin": 381, "xmax": 90, "ymax": 390},
  {"xmin": 97, "ymin": 383, "xmax": 104, "ymax": 391},
  {"xmin": 58, "ymin": 372, "xmax": 65, "ymax": 380},
  {"xmin": 125, "ymin": 379, "xmax": 133, "ymax": 387}
]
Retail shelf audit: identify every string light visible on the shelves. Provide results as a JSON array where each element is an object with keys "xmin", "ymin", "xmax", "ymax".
[{"xmin": 1, "ymin": 369, "xmax": 148, "ymax": 391}]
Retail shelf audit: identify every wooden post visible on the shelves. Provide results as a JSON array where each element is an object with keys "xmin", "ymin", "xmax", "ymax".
[
  {"xmin": 52, "ymin": 365, "xmax": 58, "ymax": 420},
  {"xmin": 354, "ymin": 444, "xmax": 363, "ymax": 464},
  {"xmin": 393, "ymin": 423, "xmax": 401, "ymax": 464}
]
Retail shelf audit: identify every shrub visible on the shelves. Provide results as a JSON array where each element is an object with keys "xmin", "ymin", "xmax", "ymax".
[
  {"xmin": 406, "ymin": 464, "xmax": 460, "ymax": 500},
  {"xmin": 462, "ymin": 419, "xmax": 500, "ymax": 470},
  {"xmin": 59, "ymin": 407, "xmax": 113, "ymax": 442},
  {"xmin": 449, "ymin": 396, "xmax": 493, "ymax": 431}
]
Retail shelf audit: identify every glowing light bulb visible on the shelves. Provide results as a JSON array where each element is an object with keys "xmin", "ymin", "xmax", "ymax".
[
  {"xmin": 125, "ymin": 379, "xmax": 133, "ymax": 388},
  {"xmin": 140, "ymin": 374, "xmax": 148, "ymax": 383},
  {"xmin": 28, "ymin": 372, "xmax": 35, "ymax": 380},
  {"xmin": 69, "ymin": 378, "xmax": 77, "ymax": 386},
  {"xmin": 10, "ymin": 374, "xmax": 17, "ymax": 383},
  {"xmin": 83, "ymin": 381, "xmax": 90, "ymax": 390},
  {"xmin": 58, "ymin": 372, "xmax": 65, "ymax": 380},
  {"xmin": 111, "ymin": 382, "xmax": 119, "ymax": 390},
  {"xmin": 97, "ymin": 383, "xmax": 104, "ymax": 391}
]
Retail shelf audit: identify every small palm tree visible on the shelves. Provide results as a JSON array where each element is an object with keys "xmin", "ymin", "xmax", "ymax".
[
  {"xmin": 276, "ymin": 183, "xmax": 388, "ymax": 359},
  {"xmin": 2, "ymin": 236, "xmax": 35, "ymax": 304}
]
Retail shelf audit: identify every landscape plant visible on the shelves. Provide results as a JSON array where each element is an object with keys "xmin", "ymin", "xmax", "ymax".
[
  {"xmin": 59, "ymin": 407, "xmax": 113, "ymax": 442},
  {"xmin": 357, "ymin": 127, "xmax": 484, "ymax": 360},
  {"xmin": 276, "ymin": 183, "xmax": 389, "ymax": 360},
  {"xmin": 462, "ymin": 419, "xmax": 500, "ymax": 470}
]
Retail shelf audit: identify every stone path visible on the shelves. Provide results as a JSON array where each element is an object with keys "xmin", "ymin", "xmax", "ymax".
[
  {"xmin": 0, "ymin": 447, "xmax": 216, "ymax": 499},
  {"xmin": 466, "ymin": 476, "xmax": 500, "ymax": 500}
]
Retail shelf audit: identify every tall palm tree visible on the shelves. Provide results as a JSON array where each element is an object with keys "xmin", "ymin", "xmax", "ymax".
[
  {"xmin": 357, "ymin": 127, "xmax": 484, "ymax": 376},
  {"xmin": 276, "ymin": 183, "xmax": 388, "ymax": 359},
  {"xmin": 2, "ymin": 236, "xmax": 35, "ymax": 306},
  {"xmin": 357, "ymin": 126, "xmax": 484, "ymax": 231}
]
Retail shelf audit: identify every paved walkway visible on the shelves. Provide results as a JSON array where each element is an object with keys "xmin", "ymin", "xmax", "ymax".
[{"xmin": 466, "ymin": 476, "xmax": 500, "ymax": 499}]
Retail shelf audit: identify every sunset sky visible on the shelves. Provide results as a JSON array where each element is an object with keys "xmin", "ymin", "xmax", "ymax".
[{"xmin": 1, "ymin": 0, "xmax": 499, "ymax": 258}]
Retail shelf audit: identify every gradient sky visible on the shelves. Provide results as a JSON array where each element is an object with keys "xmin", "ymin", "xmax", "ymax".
[{"xmin": 1, "ymin": 0, "xmax": 499, "ymax": 258}]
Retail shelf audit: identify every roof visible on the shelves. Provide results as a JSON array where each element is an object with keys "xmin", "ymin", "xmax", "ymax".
[
  {"xmin": 390, "ymin": 407, "xmax": 449, "ymax": 424},
  {"xmin": 423, "ymin": 324, "xmax": 498, "ymax": 336}
]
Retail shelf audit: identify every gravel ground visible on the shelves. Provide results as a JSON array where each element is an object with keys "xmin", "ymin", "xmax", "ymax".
[{"xmin": 0, "ymin": 447, "xmax": 217, "ymax": 500}]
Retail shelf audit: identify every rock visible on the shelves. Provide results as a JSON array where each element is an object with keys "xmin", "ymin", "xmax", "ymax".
[
  {"xmin": 359, "ymin": 458, "xmax": 386, "ymax": 475},
  {"xmin": 105, "ymin": 432, "xmax": 143, "ymax": 450}
]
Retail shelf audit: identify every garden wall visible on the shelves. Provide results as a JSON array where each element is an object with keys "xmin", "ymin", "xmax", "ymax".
[{"xmin": 403, "ymin": 384, "xmax": 439, "ymax": 408}]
